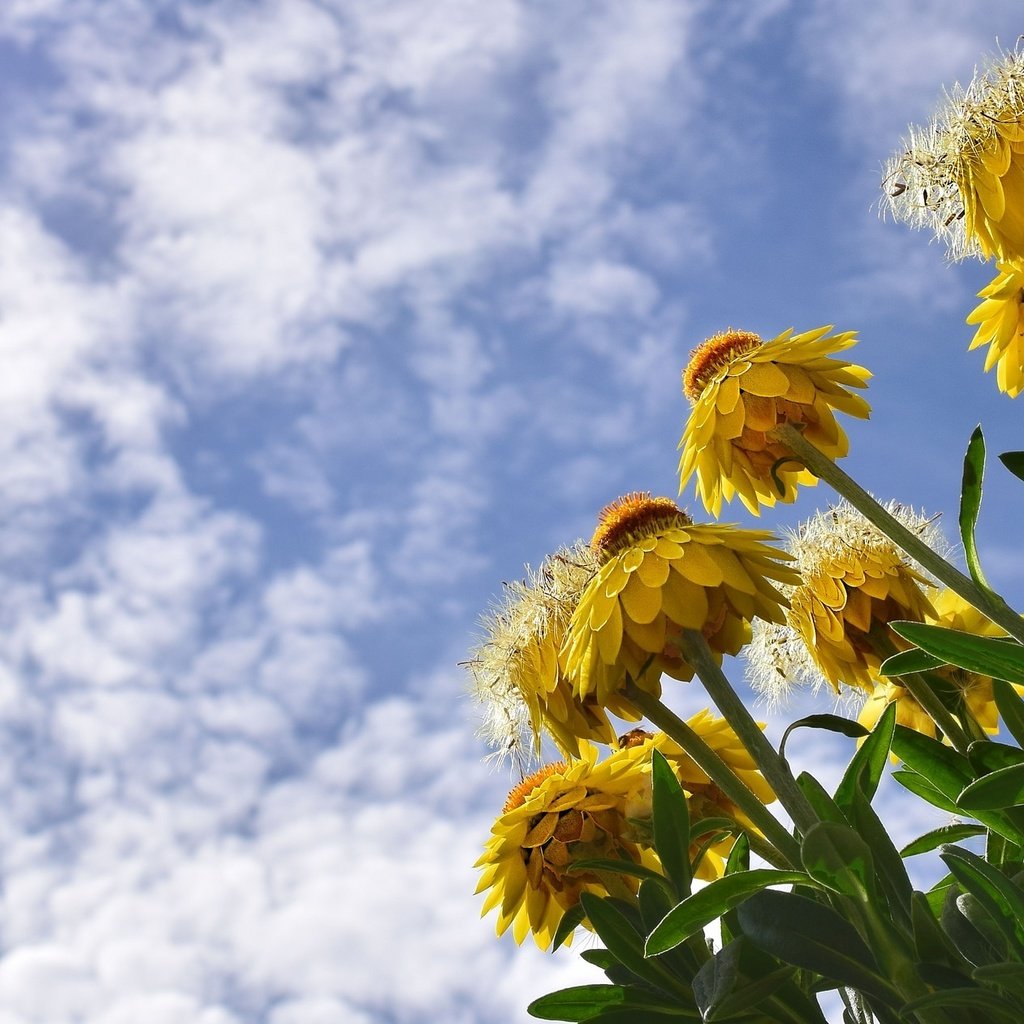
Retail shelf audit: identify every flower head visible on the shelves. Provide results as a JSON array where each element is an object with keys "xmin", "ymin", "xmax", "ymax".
[
  {"xmin": 883, "ymin": 50, "xmax": 1024, "ymax": 261},
  {"xmin": 965, "ymin": 259, "xmax": 1024, "ymax": 397},
  {"xmin": 560, "ymin": 493, "xmax": 797, "ymax": 707},
  {"xmin": 679, "ymin": 327, "xmax": 870, "ymax": 517},
  {"xmin": 858, "ymin": 680, "xmax": 938, "ymax": 740},
  {"xmin": 785, "ymin": 502, "xmax": 939, "ymax": 694},
  {"xmin": 468, "ymin": 544, "xmax": 617, "ymax": 762},
  {"xmin": 474, "ymin": 743, "xmax": 658, "ymax": 949}
]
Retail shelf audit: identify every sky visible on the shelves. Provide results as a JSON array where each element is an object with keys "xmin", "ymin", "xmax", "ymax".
[{"xmin": 0, "ymin": 1, "xmax": 1023, "ymax": 1022}]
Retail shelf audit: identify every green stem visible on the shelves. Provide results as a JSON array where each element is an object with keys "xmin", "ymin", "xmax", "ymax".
[
  {"xmin": 623, "ymin": 679, "xmax": 803, "ymax": 868},
  {"xmin": 676, "ymin": 629, "xmax": 821, "ymax": 837},
  {"xmin": 774, "ymin": 423, "xmax": 1024, "ymax": 646}
]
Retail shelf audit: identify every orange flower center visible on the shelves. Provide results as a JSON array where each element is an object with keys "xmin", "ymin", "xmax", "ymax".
[
  {"xmin": 503, "ymin": 761, "xmax": 567, "ymax": 812},
  {"xmin": 683, "ymin": 329, "xmax": 762, "ymax": 401},
  {"xmin": 590, "ymin": 492, "xmax": 690, "ymax": 558}
]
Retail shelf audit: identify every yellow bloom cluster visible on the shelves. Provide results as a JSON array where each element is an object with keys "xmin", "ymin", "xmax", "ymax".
[
  {"xmin": 885, "ymin": 50, "xmax": 1024, "ymax": 395},
  {"xmin": 475, "ymin": 714, "xmax": 775, "ymax": 948},
  {"xmin": 561, "ymin": 493, "xmax": 798, "ymax": 707},
  {"xmin": 678, "ymin": 327, "xmax": 870, "ymax": 516},
  {"xmin": 468, "ymin": 544, "xmax": 617, "ymax": 760},
  {"xmin": 784, "ymin": 503, "xmax": 937, "ymax": 694}
]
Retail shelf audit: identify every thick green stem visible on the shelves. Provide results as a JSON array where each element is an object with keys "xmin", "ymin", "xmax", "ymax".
[
  {"xmin": 675, "ymin": 629, "xmax": 821, "ymax": 837},
  {"xmin": 774, "ymin": 423, "xmax": 1024, "ymax": 646},
  {"xmin": 623, "ymin": 679, "xmax": 803, "ymax": 868}
]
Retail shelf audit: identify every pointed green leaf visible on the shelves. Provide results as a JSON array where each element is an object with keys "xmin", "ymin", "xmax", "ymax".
[
  {"xmin": 958, "ymin": 763, "xmax": 1024, "ymax": 810},
  {"xmin": 911, "ymin": 890, "xmax": 953, "ymax": 965},
  {"xmin": 835, "ymin": 702, "xmax": 895, "ymax": 811},
  {"xmin": 941, "ymin": 845, "xmax": 1024, "ymax": 951},
  {"xmin": 800, "ymin": 821, "xmax": 874, "ymax": 900},
  {"xmin": 878, "ymin": 647, "xmax": 946, "ymax": 677},
  {"xmin": 645, "ymin": 870, "xmax": 814, "ymax": 955},
  {"xmin": 901, "ymin": 823, "xmax": 986, "ymax": 858},
  {"xmin": 797, "ymin": 772, "xmax": 849, "ymax": 825},
  {"xmin": 960, "ymin": 425, "xmax": 991, "ymax": 589},
  {"xmin": 736, "ymin": 889, "xmax": 900, "ymax": 1007},
  {"xmin": 890, "ymin": 727, "xmax": 973, "ymax": 796},
  {"xmin": 778, "ymin": 715, "xmax": 868, "ymax": 761},
  {"xmin": 551, "ymin": 902, "xmax": 587, "ymax": 952},
  {"xmin": 994, "ymin": 679, "xmax": 1024, "ymax": 748},
  {"xmin": 650, "ymin": 749, "xmax": 690, "ymax": 897},
  {"xmin": 974, "ymin": 962, "xmax": 1024, "ymax": 999},
  {"xmin": 926, "ymin": 872, "xmax": 956, "ymax": 917},
  {"xmin": 999, "ymin": 450, "xmax": 1024, "ymax": 484},
  {"xmin": 889, "ymin": 622, "xmax": 1024, "ymax": 687},
  {"xmin": 942, "ymin": 885, "xmax": 1007, "ymax": 965},
  {"xmin": 849, "ymin": 790, "xmax": 913, "ymax": 920},
  {"xmin": 527, "ymin": 984, "xmax": 627, "ymax": 1020},
  {"xmin": 724, "ymin": 832, "xmax": 749, "ymax": 875},
  {"xmin": 969, "ymin": 740, "xmax": 1024, "ymax": 775},
  {"xmin": 891, "ymin": 768, "xmax": 962, "ymax": 813},
  {"xmin": 899, "ymin": 986, "xmax": 1022, "ymax": 1021},
  {"xmin": 567, "ymin": 858, "xmax": 672, "ymax": 888},
  {"xmin": 579, "ymin": 948, "xmax": 615, "ymax": 970}
]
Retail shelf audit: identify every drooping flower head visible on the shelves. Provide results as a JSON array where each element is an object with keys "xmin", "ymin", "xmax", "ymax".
[
  {"xmin": 965, "ymin": 258, "xmax": 1024, "ymax": 397},
  {"xmin": 560, "ymin": 492, "xmax": 798, "ymax": 707},
  {"xmin": 679, "ymin": 327, "xmax": 871, "ymax": 517},
  {"xmin": 785, "ymin": 502, "xmax": 940, "ymax": 694},
  {"xmin": 883, "ymin": 50, "xmax": 1024, "ymax": 262},
  {"xmin": 468, "ymin": 544, "xmax": 617, "ymax": 762},
  {"xmin": 474, "ymin": 742, "xmax": 658, "ymax": 949}
]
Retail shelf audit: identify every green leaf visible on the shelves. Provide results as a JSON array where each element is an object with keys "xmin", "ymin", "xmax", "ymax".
[
  {"xmin": 878, "ymin": 647, "xmax": 946, "ymax": 677},
  {"xmin": 958, "ymin": 764, "xmax": 1024, "ymax": 811},
  {"xmin": 911, "ymin": 890, "xmax": 953, "ymax": 965},
  {"xmin": 579, "ymin": 948, "xmax": 615, "ymax": 970},
  {"xmin": 942, "ymin": 885, "xmax": 1007, "ymax": 966},
  {"xmin": 889, "ymin": 622, "xmax": 1024, "ymax": 687},
  {"xmin": 527, "ymin": 984, "xmax": 627, "ymax": 1021},
  {"xmin": 901, "ymin": 824, "xmax": 986, "ymax": 858},
  {"xmin": 645, "ymin": 870, "xmax": 814, "ymax": 955},
  {"xmin": 567, "ymin": 859, "xmax": 671, "ymax": 888},
  {"xmin": 650, "ymin": 749, "xmax": 691, "ymax": 897},
  {"xmin": 689, "ymin": 817, "xmax": 738, "ymax": 841},
  {"xmin": 551, "ymin": 902, "xmax": 587, "ymax": 952},
  {"xmin": 736, "ymin": 889, "xmax": 900, "ymax": 1008},
  {"xmin": 778, "ymin": 715, "xmax": 868, "ymax": 761},
  {"xmin": 974, "ymin": 962, "xmax": 1024, "ymax": 999},
  {"xmin": 999, "ymin": 450, "xmax": 1024, "ymax": 484},
  {"xmin": 835, "ymin": 702, "xmax": 895, "ymax": 811},
  {"xmin": 724, "ymin": 832, "xmax": 749, "ymax": 875},
  {"xmin": 585, "ymin": 1010, "xmax": 700, "ymax": 1023},
  {"xmin": 994, "ymin": 679, "xmax": 1024, "ymax": 748},
  {"xmin": 941, "ymin": 845, "xmax": 1024, "ymax": 952},
  {"xmin": 891, "ymin": 769, "xmax": 962, "ymax": 814},
  {"xmin": 849, "ymin": 790, "xmax": 913, "ymax": 921},
  {"xmin": 797, "ymin": 772, "xmax": 849, "ymax": 825},
  {"xmin": 969, "ymin": 740, "xmax": 1024, "ymax": 776},
  {"xmin": 580, "ymin": 894, "xmax": 680, "ymax": 995},
  {"xmin": 898, "ymin": 986, "xmax": 1022, "ymax": 1021},
  {"xmin": 960, "ymin": 425, "xmax": 991, "ymax": 590},
  {"xmin": 800, "ymin": 821, "xmax": 874, "ymax": 900},
  {"xmin": 890, "ymin": 727, "xmax": 973, "ymax": 797}
]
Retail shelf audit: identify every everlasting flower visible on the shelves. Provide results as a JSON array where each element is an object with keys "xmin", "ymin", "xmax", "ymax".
[
  {"xmin": 858, "ymin": 680, "xmax": 938, "ymax": 741},
  {"xmin": 561, "ymin": 493, "xmax": 797, "ymax": 707},
  {"xmin": 678, "ymin": 327, "xmax": 870, "ymax": 517},
  {"xmin": 965, "ymin": 259, "xmax": 1024, "ymax": 397},
  {"xmin": 474, "ymin": 742, "xmax": 658, "ymax": 949},
  {"xmin": 785, "ymin": 502, "xmax": 939, "ymax": 694},
  {"xmin": 883, "ymin": 50, "xmax": 1024, "ymax": 262},
  {"xmin": 468, "ymin": 544, "xmax": 617, "ymax": 761}
]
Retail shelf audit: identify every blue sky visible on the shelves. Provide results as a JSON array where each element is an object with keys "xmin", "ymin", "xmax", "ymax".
[{"xmin": 0, "ymin": 2, "xmax": 1023, "ymax": 1022}]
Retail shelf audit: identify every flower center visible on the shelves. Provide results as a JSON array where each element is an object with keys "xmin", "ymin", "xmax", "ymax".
[
  {"xmin": 591, "ymin": 492, "xmax": 691, "ymax": 558},
  {"xmin": 683, "ymin": 329, "xmax": 762, "ymax": 401},
  {"xmin": 503, "ymin": 761, "xmax": 567, "ymax": 812}
]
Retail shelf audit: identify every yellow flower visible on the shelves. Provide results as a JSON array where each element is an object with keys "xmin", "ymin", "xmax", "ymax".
[
  {"xmin": 884, "ymin": 51, "xmax": 1024, "ymax": 262},
  {"xmin": 858, "ymin": 680, "xmax": 938, "ymax": 740},
  {"xmin": 468, "ymin": 544, "xmax": 617, "ymax": 761},
  {"xmin": 474, "ymin": 743, "xmax": 658, "ymax": 949},
  {"xmin": 678, "ymin": 327, "xmax": 870, "ymax": 517},
  {"xmin": 965, "ymin": 259, "xmax": 1024, "ymax": 397},
  {"xmin": 786, "ymin": 503, "xmax": 937, "ymax": 694},
  {"xmin": 561, "ymin": 493, "xmax": 797, "ymax": 707}
]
